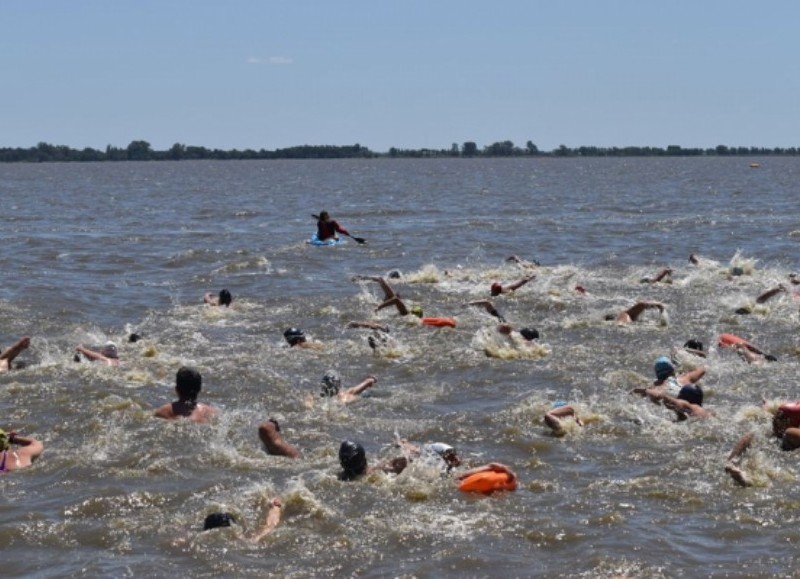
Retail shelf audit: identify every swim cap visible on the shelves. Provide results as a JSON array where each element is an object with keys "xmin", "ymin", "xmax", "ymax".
[
  {"xmin": 102, "ymin": 341, "xmax": 118, "ymax": 359},
  {"xmin": 283, "ymin": 327, "xmax": 306, "ymax": 346},
  {"xmin": 320, "ymin": 372, "xmax": 341, "ymax": 397},
  {"xmin": 0, "ymin": 429, "xmax": 9, "ymax": 451},
  {"xmin": 339, "ymin": 440, "xmax": 367, "ymax": 479},
  {"xmin": 409, "ymin": 305, "xmax": 423, "ymax": 318},
  {"xmin": 678, "ymin": 384, "xmax": 703, "ymax": 406},
  {"xmin": 490, "ymin": 282, "xmax": 503, "ymax": 296},
  {"xmin": 128, "ymin": 333, "xmax": 142, "ymax": 343},
  {"xmin": 730, "ymin": 266, "xmax": 745, "ymax": 276},
  {"xmin": 203, "ymin": 512, "xmax": 235, "ymax": 531},
  {"xmin": 319, "ymin": 211, "xmax": 330, "ymax": 221},
  {"xmin": 425, "ymin": 442, "xmax": 454, "ymax": 457},
  {"xmin": 519, "ymin": 327, "xmax": 540, "ymax": 341},
  {"xmin": 388, "ymin": 270, "xmax": 402, "ymax": 279},
  {"xmin": 684, "ymin": 339, "xmax": 703, "ymax": 352},
  {"xmin": 219, "ymin": 289, "xmax": 233, "ymax": 307},
  {"xmin": 654, "ymin": 356, "xmax": 675, "ymax": 381}
]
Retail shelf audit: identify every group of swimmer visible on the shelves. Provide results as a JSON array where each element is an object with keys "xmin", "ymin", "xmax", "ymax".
[{"xmin": 4, "ymin": 226, "xmax": 800, "ymax": 539}]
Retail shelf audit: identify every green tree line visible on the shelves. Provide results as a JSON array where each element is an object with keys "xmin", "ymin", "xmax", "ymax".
[{"xmin": 1, "ymin": 140, "xmax": 798, "ymax": 162}]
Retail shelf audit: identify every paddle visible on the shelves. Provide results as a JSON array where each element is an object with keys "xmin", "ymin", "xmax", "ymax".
[{"xmin": 311, "ymin": 214, "xmax": 366, "ymax": 244}]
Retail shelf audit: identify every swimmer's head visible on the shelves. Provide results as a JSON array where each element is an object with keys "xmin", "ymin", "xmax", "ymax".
[
  {"xmin": 0, "ymin": 428, "xmax": 9, "ymax": 451},
  {"xmin": 519, "ymin": 327, "xmax": 539, "ymax": 341},
  {"xmin": 730, "ymin": 266, "xmax": 745, "ymax": 277},
  {"xmin": 678, "ymin": 384, "xmax": 703, "ymax": 406},
  {"xmin": 654, "ymin": 356, "xmax": 675, "ymax": 381},
  {"xmin": 684, "ymin": 339, "xmax": 704, "ymax": 352},
  {"xmin": 604, "ymin": 313, "xmax": 616, "ymax": 321},
  {"xmin": 176, "ymin": 366, "xmax": 202, "ymax": 401},
  {"xmin": 319, "ymin": 211, "xmax": 330, "ymax": 221},
  {"xmin": 218, "ymin": 289, "xmax": 232, "ymax": 307},
  {"xmin": 427, "ymin": 442, "xmax": 461, "ymax": 468},
  {"xmin": 490, "ymin": 282, "xmax": 503, "ymax": 296},
  {"xmin": 128, "ymin": 333, "xmax": 142, "ymax": 343},
  {"xmin": 388, "ymin": 270, "xmax": 402, "ymax": 279},
  {"xmin": 283, "ymin": 327, "xmax": 306, "ymax": 346},
  {"xmin": 339, "ymin": 440, "xmax": 367, "ymax": 480},
  {"xmin": 203, "ymin": 512, "xmax": 235, "ymax": 531},
  {"xmin": 320, "ymin": 372, "xmax": 341, "ymax": 397},
  {"xmin": 409, "ymin": 305, "xmax": 423, "ymax": 318},
  {"xmin": 101, "ymin": 341, "xmax": 118, "ymax": 359}
]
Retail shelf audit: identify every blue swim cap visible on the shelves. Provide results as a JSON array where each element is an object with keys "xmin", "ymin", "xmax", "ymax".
[{"xmin": 654, "ymin": 356, "xmax": 675, "ymax": 380}]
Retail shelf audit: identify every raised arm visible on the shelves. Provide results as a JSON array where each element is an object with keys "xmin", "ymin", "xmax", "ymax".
[{"xmin": 248, "ymin": 498, "xmax": 283, "ymax": 542}]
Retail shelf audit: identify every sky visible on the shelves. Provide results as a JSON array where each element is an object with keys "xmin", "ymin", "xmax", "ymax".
[{"xmin": 2, "ymin": 1, "xmax": 799, "ymax": 153}]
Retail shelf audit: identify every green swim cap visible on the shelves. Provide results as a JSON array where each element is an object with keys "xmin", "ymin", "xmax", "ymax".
[
  {"xmin": 410, "ymin": 305, "xmax": 423, "ymax": 318},
  {"xmin": 0, "ymin": 429, "xmax": 9, "ymax": 451}
]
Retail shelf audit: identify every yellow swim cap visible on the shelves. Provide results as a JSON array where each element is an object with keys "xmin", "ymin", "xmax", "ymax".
[{"xmin": 410, "ymin": 305, "xmax": 423, "ymax": 318}]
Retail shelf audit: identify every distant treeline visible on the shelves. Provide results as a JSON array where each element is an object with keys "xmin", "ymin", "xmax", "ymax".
[{"xmin": 1, "ymin": 140, "xmax": 799, "ymax": 162}]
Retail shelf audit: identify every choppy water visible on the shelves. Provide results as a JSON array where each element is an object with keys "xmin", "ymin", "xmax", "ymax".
[{"xmin": 2, "ymin": 158, "xmax": 800, "ymax": 577}]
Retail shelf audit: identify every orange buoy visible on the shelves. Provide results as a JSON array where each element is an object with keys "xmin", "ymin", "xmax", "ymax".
[
  {"xmin": 458, "ymin": 471, "xmax": 516, "ymax": 494},
  {"xmin": 421, "ymin": 317, "xmax": 456, "ymax": 328},
  {"xmin": 718, "ymin": 333, "xmax": 752, "ymax": 349}
]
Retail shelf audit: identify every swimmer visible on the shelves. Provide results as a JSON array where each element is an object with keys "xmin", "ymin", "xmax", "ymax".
[
  {"xmin": 258, "ymin": 418, "xmax": 300, "ymax": 458},
  {"xmin": 641, "ymin": 384, "xmax": 713, "ymax": 421},
  {"xmin": 75, "ymin": 341, "xmax": 120, "ymax": 367},
  {"xmin": 0, "ymin": 336, "xmax": 30, "ymax": 372},
  {"xmin": 718, "ymin": 334, "xmax": 777, "ymax": 363},
  {"xmin": 201, "ymin": 496, "xmax": 284, "ymax": 542},
  {"xmin": 338, "ymin": 440, "xmax": 408, "ymax": 481},
  {"xmin": 725, "ymin": 400, "xmax": 800, "ymax": 486},
  {"xmin": 544, "ymin": 403, "xmax": 583, "ymax": 435},
  {"xmin": 204, "ymin": 288, "xmax": 233, "ymax": 307},
  {"xmin": 154, "ymin": 366, "xmax": 217, "ymax": 423},
  {"xmin": 605, "ymin": 300, "xmax": 666, "ymax": 324},
  {"xmin": 497, "ymin": 323, "xmax": 540, "ymax": 342},
  {"xmin": 394, "ymin": 437, "xmax": 462, "ymax": 472},
  {"xmin": 682, "ymin": 339, "xmax": 707, "ymax": 358},
  {"xmin": 352, "ymin": 275, "xmax": 412, "ymax": 316},
  {"xmin": 490, "ymin": 273, "xmax": 536, "ymax": 297},
  {"xmin": 506, "ymin": 255, "xmax": 540, "ymax": 269},
  {"xmin": 0, "ymin": 428, "xmax": 44, "ymax": 473},
  {"xmin": 306, "ymin": 373, "xmax": 377, "ymax": 407},
  {"xmin": 639, "ymin": 267, "xmax": 673, "ymax": 284},
  {"xmin": 648, "ymin": 356, "xmax": 706, "ymax": 395},
  {"xmin": 464, "ymin": 299, "xmax": 506, "ymax": 322},
  {"xmin": 346, "ymin": 320, "xmax": 390, "ymax": 333},
  {"xmin": 283, "ymin": 327, "xmax": 324, "ymax": 350}
]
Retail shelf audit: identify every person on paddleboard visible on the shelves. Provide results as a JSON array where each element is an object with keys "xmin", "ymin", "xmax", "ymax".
[{"xmin": 316, "ymin": 211, "xmax": 350, "ymax": 242}]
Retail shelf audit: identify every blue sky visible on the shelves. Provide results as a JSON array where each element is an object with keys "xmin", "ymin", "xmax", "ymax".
[{"xmin": 2, "ymin": 1, "xmax": 799, "ymax": 152}]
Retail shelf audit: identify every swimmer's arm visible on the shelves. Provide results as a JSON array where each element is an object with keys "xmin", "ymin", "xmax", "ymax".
[
  {"xmin": 153, "ymin": 404, "xmax": 173, "ymax": 419},
  {"xmin": 75, "ymin": 345, "xmax": 108, "ymax": 363},
  {"xmin": 755, "ymin": 285, "xmax": 786, "ymax": 304},
  {"xmin": 203, "ymin": 292, "xmax": 219, "ymax": 306},
  {"xmin": 12, "ymin": 435, "xmax": 44, "ymax": 459},
  {"xmin": 680, "ymin": 366, "xmax": 706, "ymax": 385},
  {"xmin": 248, "ymin": 498, "xmax": 283, "ymax": 542}
]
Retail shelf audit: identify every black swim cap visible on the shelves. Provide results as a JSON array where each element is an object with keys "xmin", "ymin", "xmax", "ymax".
[
  {"xmin": 684, "ymin": 339, "xmax": 703, "ymax": 351},
  {"xmin": 678, "ymin": 384, "xmax": 704, "ymax": 406},
  {"xmin": 283, "ymin": 327, "xmax": 306, "ymax": 346},
  {"xmin": 339, "ymin": 440, "xmax": 367, "ymax": 479},
  {"xmin": 219, "ymin": 289, "xmax": 233, "ymax": 307},
  {"xmin": 320, "ymin": 372, "xmax": 341, "ymax": 397},
  {"xmin": 519, "ymin": 327, "xmax": 540, "ymax": 341},
  {"xmin": 203, "ymin": 512, "xmax": 235, "ymax": 530}
]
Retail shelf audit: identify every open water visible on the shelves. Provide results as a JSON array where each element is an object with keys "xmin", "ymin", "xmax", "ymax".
[{"xmin": 1, "ymin": 157, "xmax": 800, "ymax": 577}]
